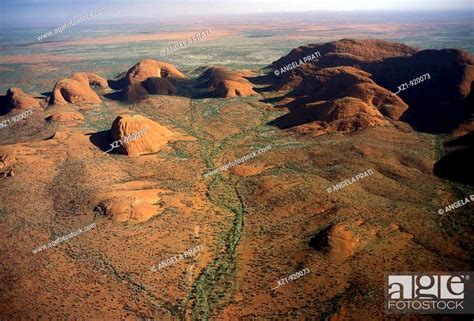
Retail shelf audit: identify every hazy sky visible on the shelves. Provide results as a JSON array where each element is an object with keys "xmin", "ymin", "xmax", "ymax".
[{"xmin": 1, "ymin": 0, "xmax": 472, "ymax": 26}]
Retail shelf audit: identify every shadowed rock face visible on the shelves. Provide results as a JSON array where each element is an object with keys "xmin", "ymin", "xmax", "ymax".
[
  {"xmin": 50, "ymin": 72, "xmax": 108, "ymax": 105},
  {"xmin": 143, "ymin": 77, "xmax": 177, "ymax": 95},
  {"xmin": 268, "ymin": 67, "xmax": 398, "ymax": 134},
  {"xmin": 367, "ymin": 49, "xmax": 474, "ymax": 133},
  {"xmin": 110, "ymin": 114, "xmax": 174, "ymax": 157},
  {"xmin": 126, "ymin": 59, "xmax": 186, "ymax": 83},
  {"xmin": 2, "ymin": 87, "xmax": 41, "ymax": 112},
  {"xmin": 309, "ymin": 224, "xmax": 334, "ymax": 250},
  {"xmin": 309, "ymin": 221, "xmax": 366, "ymax": 262},
  {"xmin": 267, "ymin": 39, "xmax": 474, "ymax": 134},
  {"xmin": 271, "ymin": 39, "xmax": 417, "ymax": 70},
  {"xmin": 269, "ymin": 39, "xmax": 418, "ymax": 91},
  {"xmin": 269, "ymin": 97, "xmax": 387, "ymax": 135},
  {"xmin": 434, "ymin": 132, "xmax": 474, "ymax": 185},
  {"xmin": 293, "ymin": 66, "xmax": 408, "ymax": 119},
  {"xmin": 70, "ymin": 72, "xmax": 109, "ymax": 89},
  {"xmin": 121, "ymin": 59, "xmax": 185, "ymax": 101},
  {"xmin": 198, "ymin": 67, "xmax": 256, "ymax": 98}
]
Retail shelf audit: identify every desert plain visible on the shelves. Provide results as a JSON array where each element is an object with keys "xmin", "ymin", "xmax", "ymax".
[{"xmin": 0, "ymin": 11, "xmax": 473, "ymax": 321}]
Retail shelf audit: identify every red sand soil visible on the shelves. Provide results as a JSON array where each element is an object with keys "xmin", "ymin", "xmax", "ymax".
[{"xmin": 0, "ymin": 39, "xmax": 473, "ymax": 320}]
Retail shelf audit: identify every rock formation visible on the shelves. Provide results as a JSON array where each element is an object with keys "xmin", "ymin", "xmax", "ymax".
[
  {"xmin": 143, "ymin": 77, "xmax": 177, "ymax": 95},
  {"xmin": 290, "ymin": 67, "xmax": 408, "ymax": 119},
  {"xmin": 267, "ymin": 39, "xmax": 474, "ymax": 134},
  {"xmin": 121, "ymin": 59, "xmax": 185, "ymax": 101},
  {"xmin": 70, "ymin": 72, "xmax": 109, "ymax": 89},
  {"xmin": 309, "ymin": 220, "xmax": 377, "ymax": 262},
  {"xmin": 269, "ymin": 67, "xmax": 395, "ymax": 134},
  {"xmin": 1, "ymin": 87, "xmax": 41, "ymax": 112},
  {"xmin": 93, "ymin": 184, "xmax": 169, "ymax": 223},
  {"xmin": 198, "ymin": 67, "xmax": 256, "ymax": 98},
  {"xmin": 50, "ymin": 72, "xmax": 108, "ymax": 105},
  {"xmin": 0, "ymin": 153, "xmax": 16, "ymax": 177},
  {"xmin": 109, "ymin": 114, "xmax": 174, "ymax": 157},
  {"xmin": 269, "ymin": 39, "xmax": 417, "ymax": 91}
]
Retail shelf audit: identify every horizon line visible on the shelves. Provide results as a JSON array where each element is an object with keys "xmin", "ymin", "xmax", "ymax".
[{"xmin": 2, "ymin": 9, "xmax": 472, "ymax": 29}]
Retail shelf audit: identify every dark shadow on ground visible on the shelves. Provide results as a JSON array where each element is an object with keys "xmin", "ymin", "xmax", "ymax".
[
  {"xmin": 104, "ymin": 76, "xmax": 126, "ymax": 101},
  {"xmin": 40, "ymin": 91, "xmax": 52, "ymax": 99},
  {"xmin": 103, "ymin": 91, "xmax": 123, "ymax": 101},
  {"xmin": 106, "ymin": 77, "xmax": 194, "ymax": 101},
  {"xmin": 0, "ymin": 95, "xmax": 10, "ymax": 115},
  {"xmin": 193, "ymin": 81, "xmax": 209, "ymax": 89},
  {"xmin": 260, "ymin": 95, "xmax": 288, "ymax": 105},
  {"xmin": 267, "ymin": 107, "xmax": 318, "ymax": 129},
  {"xmin": 253, "ymin": 85, "xmax": 274, "ymax": 94},
  {"xmin": 191, "ymin": 91, "xmax": 218, "ymax": 99},
  {"xmin": 88, "ymin": 130, "xmax": 115, "ymax": 154},
  {"xmin": 247, "ymin": 74, "xmax": 273, "ymax": 86},
  {"xmin": 107, "ymin": 76, "xmax": 127, "ymax": 91},
  {"xmin": 445, "ymin": 131, "xmax": 474, "ymax": 148},
  {"xmin": 433, "ymin": 132, "xmax": 474, "ymax": 185}
]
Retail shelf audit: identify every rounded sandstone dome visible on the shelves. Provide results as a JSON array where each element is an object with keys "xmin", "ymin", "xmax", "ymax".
[
  {"xmin": 110, "ymin": 115, "xmax": 174, "ymax": 157},
  {"xmin": 121, "ymin": 59, "xmax": 185, "ymax": 100},
  {"xmin": 52, "ymin": 79, "xmax": 102, "ymax": 104},
  {"xmin": 318, "ymin": 98, "xmax": 386, "ymax": 132},
  {"xmin": 214, "ymin": 79, "xmax": 256, "ymax": 98},
  {"xmin": 50, "ymin": 72, "xmax": 107, "ymax": 105},
  {"xmin": 6, "ymin": 87, "xmax": 41, "ymax": 110},
  {"xmin": 70, "ymin": 72, "xmax": 109, "ymax": 89},
  {"xmin": 126, "ymin": 59, "xmax": 186, "ymax": 84},
  {"xmin": 323, "ymin": 97, "xmax": 384, "ymax": 122},
  {"xmin": 198, "ymin": 67, "xmax": 256, "ymax": 98}
]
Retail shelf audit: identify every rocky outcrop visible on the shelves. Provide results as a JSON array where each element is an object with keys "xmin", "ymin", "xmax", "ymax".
[
  {"xmin": 292, "ymin": 66, "xmax": 408, "ymax": 119},
  {"xmin": 121, "ymin": 59, "xmax": 185, "ymax": 101},
  {"xmin": 0, "ymin": 154, "xmax": 16, "ymax": 177},
  {"xmin": 377, "ymin": 49, "xmax": 474, "ymax": 133},
  {"xmin": 70, "ymin": 72, "xmax": 109, "ymax": 89},
  {"xmin": 2, "ymin": 88, "xmax": 41, "ymax": 112},
  {"xmin": 50, "ymin": 72, "xmax": 108, "ymax": 105},
  {"xmin": 309, "ymin": 220, "xmax": 377, "ymax": 262},
  {"xmin": 143, "ymin": 77, "xmax": 177, "ymax": 95},
  {"xmin": 269, "ymin": 39, "xmax": 417, "ymax": 91},
  {"xmin": 93, "ymin": 184, "xmax": 169, "ymax": 223},
  {"xmin": 269, "ymin": 67, "xmax": 395, "ymax": 134},
  {"xmin": 109, "ymin": 114, "xmax": 174, "ymax": 157},
  {"xmin": 267, "ymin": 39, "xmax": 474, "ymax": 133},
  {"xmin": 126, "ymin": 59, "xmax": 186, "ymax": 83},
  {"xmin": 198, "ymin": 67, "xmax": 256, "ymax": 98}
]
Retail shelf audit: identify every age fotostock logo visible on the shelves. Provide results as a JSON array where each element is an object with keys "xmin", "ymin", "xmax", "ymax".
[{"xmin": 385, "ymin": 272, "xmax": 474, "ymax": 314}]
